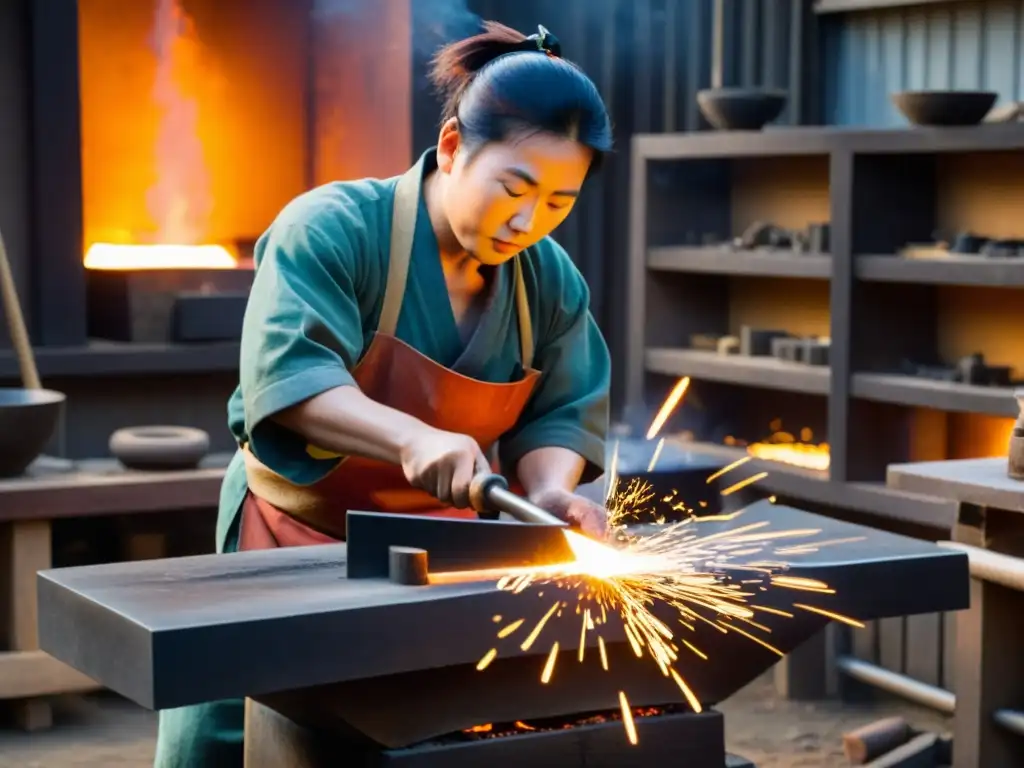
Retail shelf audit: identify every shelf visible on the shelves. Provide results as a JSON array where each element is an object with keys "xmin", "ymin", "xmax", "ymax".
[
  {"xmin": 633, "ymin": 124, "xmax": 1024, "ymax": 162},
  {"xmin": 856, "ymin": 255, "xmax": 1024, "ymax": 288},
  {"xmin": 645, "ymin": 348, "xmax": 830, "ymax": 395},
  {"xmin": 887, "ymin": 457, "xmax": 1024, "ymax": 514},
  {"xmin": 852, "ymin": 373, "xmax": 1019, "ymax": 417},
  {"xmin": 649, "ymin": 247, "xmax": 831, "ymax": 279},
  {"xmin": 814, "ymin": 0, "xmax": 957, "ymax": 13},
  {"xmin": 672, "ymin": 440, "xmax": 956, "ymax": 533},
  {"xmin": 0, "ymin": 341, "xmax": 241, "ymax": 380},
  {"xmin": 0, "ymin": 452, "xmax": 233, "ymax": 522}
]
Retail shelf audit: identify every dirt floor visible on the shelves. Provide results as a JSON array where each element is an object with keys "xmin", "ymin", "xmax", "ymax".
[{"xmin": 0, "ymin": 674, "xmax": 950, "ymax": 767}]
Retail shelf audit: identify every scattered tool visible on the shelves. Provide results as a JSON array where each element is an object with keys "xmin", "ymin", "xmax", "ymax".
[{"xmin": 469, "ymin": 472, "xmax": 567, "ymax": 527}]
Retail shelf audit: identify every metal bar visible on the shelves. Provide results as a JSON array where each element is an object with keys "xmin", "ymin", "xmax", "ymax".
[
  {"xmin": 994, "ymin": 709, "xmax": 1024, "ymax": 738},
  {"xmin": 836, "ymin": 656, "xmax": 956, "ymax": 714},
  {"xmin": 485, "ymin": 486, "xmax": 566, "ymax": 527},
  {"xmin": 711, "ymin": 0, "xmax": 725, "ymax": 88},
  {"xmin": 938, "ymin": 542, "xmax": 1024, "ymax": 592},
  {"xmin": 838, "ymin": 656, "xmax": 1024, "ymax": 739}
]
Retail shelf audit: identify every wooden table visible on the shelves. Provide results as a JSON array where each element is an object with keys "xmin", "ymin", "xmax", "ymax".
[
  {"xmin": 887, "ymin": 457, "xmax": 1024, "ymax": 768},
  {"xmin": 0, "ymin": 453, "xmax": 230, "ymax": 730}
]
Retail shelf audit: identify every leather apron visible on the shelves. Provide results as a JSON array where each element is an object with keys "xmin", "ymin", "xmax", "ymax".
[{"xmin": 238, "ymin": 158, "xmax": 541, "ymax": 550}]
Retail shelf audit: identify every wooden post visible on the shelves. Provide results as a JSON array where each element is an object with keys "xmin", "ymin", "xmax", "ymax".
[{"xmin": 0, "ymin": 520, "xmax": 54, "ymax": 730}]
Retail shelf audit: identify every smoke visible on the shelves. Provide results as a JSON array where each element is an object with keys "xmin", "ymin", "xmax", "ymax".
[
  {"xmin": 312, "ymin": 0, "xmax": 483, "ymax": 90},
  {"xmin": 146, "ymin": 0, "xmax": 212, "ymax": 245}
]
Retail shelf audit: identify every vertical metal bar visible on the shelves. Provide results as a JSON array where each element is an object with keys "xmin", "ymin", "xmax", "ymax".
[
  {"xmin": 663, "ymin": 0, "xmax": 678, "ymax": 132},
  {"xmin": 763, "ymin": 0, "xmax": 778, "ymax": 88},
  {"xmin": 788, "ymin": 0, "xmax": 805, "ymax": 124},
  {"xmin": 624, "ymin": 140, "xmax": 649, "ymax": 420},
  {"xmin": 29, "ymin": 0, "xmax": 87, "ymax": 347},
  {"xmin": 712, "ymin": 0, "xmax": 725, "ymax": 88},
  {"xmin": 742, "ymin": 0, "xmax": 759, "ymax": 87},
  {"xmin": 686, "ymin": 0, "xmax": 707, "ymax": 129},
  {"xmin": 827, "ymin": 149, "xmax": 853, "ymax": 484}
]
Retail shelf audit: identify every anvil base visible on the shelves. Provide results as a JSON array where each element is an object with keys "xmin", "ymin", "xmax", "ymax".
[{"xmin": 243, "ymin": 699, "xmax": 756, "ymax": 768}]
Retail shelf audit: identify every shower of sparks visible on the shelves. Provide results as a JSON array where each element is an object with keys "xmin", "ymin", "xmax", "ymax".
[{"xmin": 458, "ymin": 376, "xmax": 864, "ymax": 745}]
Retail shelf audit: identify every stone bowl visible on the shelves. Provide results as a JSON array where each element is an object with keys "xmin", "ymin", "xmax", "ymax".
[
  {"xmin": 891, "ymin": 90, "xmax": 997, "ymax": 127},
  {"xmin": 697, "ymin": 87, "xmax": 788, "ymax": 131},
  {"xmin": 0, "ymin": 388, "xmax": 66, "ymax": 478},
  {"xmin": 109, "ymin": 426, "xmax": 211, "ymax": 471}
]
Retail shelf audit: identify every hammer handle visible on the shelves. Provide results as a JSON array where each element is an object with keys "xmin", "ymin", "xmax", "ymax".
[{"xmin": 469, "ymin": 473, "xmax": 567, "ymax": 527}]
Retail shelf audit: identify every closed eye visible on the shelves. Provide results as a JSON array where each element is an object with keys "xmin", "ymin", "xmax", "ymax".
[{"xmin": 502, "ymin": 184, "xmax": 525, "ymax": 198}]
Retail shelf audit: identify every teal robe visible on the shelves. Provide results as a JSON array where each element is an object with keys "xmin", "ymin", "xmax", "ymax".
[
  {"xmin": 214, "ymin": 149, "xmax": 611, "ymax": 552},
  {"xmin": 155, "ymin": 150, "xmax": 611, "ymax": 768}
]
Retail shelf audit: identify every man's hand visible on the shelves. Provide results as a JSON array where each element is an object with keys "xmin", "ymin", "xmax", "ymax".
[
  {"xmin": 529, "ymin": 487, "xmax": 609, "ymax": 540},
  {"xmin": 399, "ymin": 427, "xmax": 490, "ymax": 509}
]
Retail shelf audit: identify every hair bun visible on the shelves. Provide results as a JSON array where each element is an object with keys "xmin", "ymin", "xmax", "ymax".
[{"xmin": 429, "ymin": 22, "xmax": 560, "ymax": 116}]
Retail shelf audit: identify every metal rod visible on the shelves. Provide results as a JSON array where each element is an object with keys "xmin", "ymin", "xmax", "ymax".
[
  {"xmin": 994, "ymin": 708, "xmax": 1024, "ymax": 738},
  {"xmin": 469, "ymin": 472, "xmax": 568, "ymax": 527},
  {"xmin": 711, "ymin": 0, "xmax": 724, "ymax": 89},
  {"xmin": 839, "ymin": 656, "xmax": 1024, "ymax": 738},
  {"xmin": 487, "ymin": 486, "xmax": 567, "ymax": 527},
  {"xmin": 937, "ymin": 541, "xmax": 1024, "ymax": 592},
  {"xmin": 836, "ymin": 656, "xmax": 956, "ymax": 714}
]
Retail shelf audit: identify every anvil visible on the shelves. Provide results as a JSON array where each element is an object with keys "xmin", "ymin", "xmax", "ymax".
[{"xmin": 36, "ymin": 501, "xmax": 969, "ymax": 767}]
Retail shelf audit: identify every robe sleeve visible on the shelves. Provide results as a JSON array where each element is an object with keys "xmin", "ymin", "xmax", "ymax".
[
  {"xmin": 498, "ymin": 248, "xmax": 610, "ymax": 485},
  {"xmin": 240, "ymin": 216, "xmax": 367, "ymax": 485}
]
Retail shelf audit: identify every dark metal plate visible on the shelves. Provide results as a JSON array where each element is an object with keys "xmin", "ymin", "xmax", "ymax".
[
  {"xmin": 346, "ymin": 512, "xmax": 574, "ymax": 578},
  {"xmin": 37, "ymin": 501, "xmax": 968, "ymax": 712}
]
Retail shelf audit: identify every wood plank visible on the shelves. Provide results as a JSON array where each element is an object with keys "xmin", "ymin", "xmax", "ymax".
[
  {"xmin": 887, "ymin": 458, "xmax": 1024, "ymax": 513},
  {"xmin": 904, "ymin": 613, "xmax": 942, "ymax": 687},
  {"xmin": 942, "ymin": 611, "xmax": 957, "ymax": 693},
  {"xmin": 648, "ymin": 246, "xmax": 831, "ymax": 279},
  {"xmin": 0, "ymin": 650, "xmax": 100, "ymax": 699},
  {"xmin": 645, "ymin": 347, "xmax": 830, "ymax": 395},
  {"xmin": 878, "ymin": 617, "xmax": 905, "ymax": 675},
  {"xmin": 952, "ymin": 580, "xmax": 1024, "ymax": 768},
  {"xmin": 0, "ymin": 520, "xmax": 54, "ymax": 729},
  {"xmin": 0, "ymin": 452, "xmax": 231, "ymax": 522},
  {"xmin": 852, "ymin": 373, "xmax": 1018, "ymax": 418},
  {"xmin": 856, "ymin": 254, "xmax": 1024, "ymax": 288}
]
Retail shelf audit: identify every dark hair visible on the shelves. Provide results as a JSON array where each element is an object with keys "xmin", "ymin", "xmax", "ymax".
[{"xmin": 429, "ymin": 22, "xmax": 613, "ymax": 166}]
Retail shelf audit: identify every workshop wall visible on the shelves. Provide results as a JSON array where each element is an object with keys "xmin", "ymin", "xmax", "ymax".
[{"xmin": 822, "ymin": 0, "xmax": 1024, "ymax": 126}]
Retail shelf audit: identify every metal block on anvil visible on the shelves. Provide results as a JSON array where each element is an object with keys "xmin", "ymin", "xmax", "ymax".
[{"xmin": 37, "ymin": 503, "xmax": 968, "ymax": 759}]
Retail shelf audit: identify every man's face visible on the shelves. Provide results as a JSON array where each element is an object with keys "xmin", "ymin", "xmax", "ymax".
[{"xmin": 437, "ymin": 127, "xmax": 592, "ymax": 265}]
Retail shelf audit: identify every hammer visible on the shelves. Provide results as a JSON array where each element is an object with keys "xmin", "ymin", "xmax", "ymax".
[{"xmin": 469, "ymin": 473, "xmax": 567, "ymax": 527}]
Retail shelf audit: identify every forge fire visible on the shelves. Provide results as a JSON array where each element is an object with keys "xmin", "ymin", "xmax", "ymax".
[{"xmin": 79, "ymin": 0, "xmax": 287, "ymax": 271}]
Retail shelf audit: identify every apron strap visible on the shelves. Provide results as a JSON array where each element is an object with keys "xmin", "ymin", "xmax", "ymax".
[
  {"xmin": 376, "ymin": 155, "xmax": 536, "ymax": 369},
  {"xmin": 376, "ymin": 162, "xmax": 421, "ymax": 338},
  {"xmin": 514, "ymin": 257, "xmax": 534, "ymax": 370}
]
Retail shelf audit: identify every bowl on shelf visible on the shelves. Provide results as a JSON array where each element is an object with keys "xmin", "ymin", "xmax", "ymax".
[
  {"xmin": 891, "ymin": 90, "xmax": 998, "ymax": 127},
  {"xmin": 109, "ymin": 425, "xmax": 211, "ymax": 471},
  {"xmin": 697, "ymin": 87, "xmax": 788, "ymax": 131},
  {"xmin": 0, "ymin": 388, "xmax": 66, "ymax": 478}
]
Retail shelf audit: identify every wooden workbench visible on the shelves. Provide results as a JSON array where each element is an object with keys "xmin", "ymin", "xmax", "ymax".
[
  {"xmin": 887, "ymin": 457, "xmax": 1024, "ymax": 768},
  {"xmin": 0, "ymin": 452, "xmax": 230, "ymax": 730}
]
